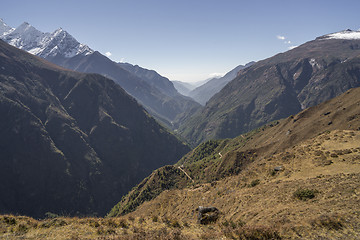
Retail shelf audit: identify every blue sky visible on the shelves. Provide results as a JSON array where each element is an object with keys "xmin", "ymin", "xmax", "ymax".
[{"xmin": 1, "ymin": 0, "xmax": 360, "ymax": 82}]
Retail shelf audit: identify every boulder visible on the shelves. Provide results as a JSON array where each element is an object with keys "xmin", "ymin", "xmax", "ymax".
[{"xmin": 196, "ymin": 206, "xmax": 220, "ymax": 224}]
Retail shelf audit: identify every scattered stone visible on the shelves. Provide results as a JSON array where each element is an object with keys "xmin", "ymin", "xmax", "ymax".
[
  {"xmin": 196, "ymin": 206, "xmax": 220, "ymax": 224},
  {"xmin": 274, "ymin": 166, "xmax": 284, "ymax": 171}
]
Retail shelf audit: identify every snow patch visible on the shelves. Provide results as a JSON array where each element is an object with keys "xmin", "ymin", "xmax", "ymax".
[
  {"xmin": 309, "ymin": 58, "xmax": 321, "ymax": 69},
  {"xmin": 324, "ymin": 30, "xmax": 360, "ymax": 40}
]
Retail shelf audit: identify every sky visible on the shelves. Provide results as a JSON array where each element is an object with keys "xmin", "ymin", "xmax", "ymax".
[{"xmin": 1, "ymin": 0, "xmax": 360, "ymax": 82}]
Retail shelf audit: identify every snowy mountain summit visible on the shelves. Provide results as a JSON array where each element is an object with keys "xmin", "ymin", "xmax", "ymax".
[
  {"xmin": 322, "ymin": 29, "xmax": 360, "ymax": 40},
  {"xmin": 0, "ymin": 18, "xmax": 14, "ymax": 37},
  {"xmin": 0, "ymin": 19, "xmax": 93, "ymax": 58}
]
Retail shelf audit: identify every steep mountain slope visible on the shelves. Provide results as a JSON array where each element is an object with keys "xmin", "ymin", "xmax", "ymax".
[
  {"xmin": 117, "ymin": 62, "xmax": 201, "ymax": 127},
  {"xmin": 189, "ymin": 62, "xmax": 255, "ymax": 105},
  {"xmin": 118, "ymin": 62, "xmax": 178, "ymax": 97},
  {"xmin": 106, "ymin": 87, "xmax": 360, "ymax": 239},
  {"xmin": 0, "ymin": 20, "xmax": 201, "ymax": 129},
  {"xmin": 180, "ymin": 30, "xmax": 360, "ymax": 145},
  {"xmin": 0, "ymin": 40, "xmax": 190, "ymax": 218}
]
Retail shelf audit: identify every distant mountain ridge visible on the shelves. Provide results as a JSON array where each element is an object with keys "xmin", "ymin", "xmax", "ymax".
[
  {"xmin": 179, "ymin": 30, "xmax": 360, "ymax": 144},
  {"xmin": 0, "ymin": 19, "xmax": 201, "ymax": 129},
  {"xmin": 188, "ymin": 62, "xmax": 255, "ymax": 105},
  {"xmin": 0, "ymin": 39, "xmax": 190, "ymax": 217},
  {"xmin": 172, "ymin": 78, "xmax": 212, "ymax": 96}
]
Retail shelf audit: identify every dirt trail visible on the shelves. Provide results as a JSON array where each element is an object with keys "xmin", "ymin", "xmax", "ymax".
[{"xmin": 178, "ymin": 166, "xmax": 194, "ymax": 182}]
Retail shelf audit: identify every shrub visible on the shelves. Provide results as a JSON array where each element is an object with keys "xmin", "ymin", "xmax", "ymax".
[
  {"xmin": 45, "ymin": 212, "xmax": 59, "ymax": 219},
  {"xmin": 249, "ymin": 179, "xmax": 260, "ymax": 187},
  {"xmin": 293, "ymin": 188, "xmax": 317, "ymax": 200},
  {"xmin": 138, "ymin": 217, "xmax": 145, "ymax": 224},
  {"xmin": 88, "ymin": 220, "xmax": 100, "ymax": 228},
  {"xmin": 170, "ymin": 220, "xmax": 181, "ymax": 228},
  {"xmin": 311, "ymin": 214, "xmax": 344, "ymax": 230},
  {"xmin": 3, "ymin": 216, "xmax": 17, "ymax": 225},
  {"xmin": 223, "ymin": 225, "xmax": 281, "ymax": 239},
  {"xmin": 152, "ymin": 215, "xmax": 158, "ymax": 222},
  {"xmin": 14, "ymin": 224, "xmax": 28, "ymax": 234},
  {"xmin": 119, "ymin": 219, "xmax": 128, "ymax": 229}
]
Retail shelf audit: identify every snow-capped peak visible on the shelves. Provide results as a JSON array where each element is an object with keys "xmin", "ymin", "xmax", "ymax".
[
  {"xmin": 0, "ymin": 18, "xmax": 14, "ymax": 36},
  {"xmin": 322, "ymin": 29, "xmax": 360, "ymax": 40},
  {"xmin": 0, "ymin": 19, "xmax": 94, "ymax": 58},
  {"xmin": 2, "ymin": 22, "xmax": 44, "ymax": 51}
]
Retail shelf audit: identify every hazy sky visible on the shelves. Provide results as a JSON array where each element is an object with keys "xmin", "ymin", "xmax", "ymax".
[{"xmin": 1, "ymin": 0, "xmax": 359, "ymax": 82}]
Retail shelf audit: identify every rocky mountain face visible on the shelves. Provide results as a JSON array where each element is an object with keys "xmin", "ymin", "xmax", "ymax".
[
  {"xmin": 0, "ymin": 20, "xmax": 200, "ymax": 129},
  {"xmin": 0, "ymin": 40, "xmax": 190, "ymax": 218},
  {"xmin": 179, "ymin": 30, "xmax": 360, "ymax": 145},
  {"xmin": 188, "ymin": 62, "xmax": 255, "ymax": 105}
]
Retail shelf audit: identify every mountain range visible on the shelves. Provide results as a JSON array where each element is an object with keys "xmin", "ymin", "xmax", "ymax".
[
  {"xmin": 0, "ymin": 39, "xmax": 189, "ymax": 217},
  {"xmin": 0, "ymin": 20, "xmax": 360, "ymax": 238},
  {"xmin": 0, "ymin": 19, "xmax": 200, "ymax": 129},
  {"xmin": 187, "ymin": 62, "xmax": 255, "ymax": 105},
  {"xmin": 179, "ymin": 30, "xmax": 360, "ymax": 145}
]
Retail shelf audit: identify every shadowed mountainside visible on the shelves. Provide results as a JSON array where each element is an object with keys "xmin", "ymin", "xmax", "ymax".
[{"xmin": 0, "ymin": 40, "xmax": 190, "ymax": 218}]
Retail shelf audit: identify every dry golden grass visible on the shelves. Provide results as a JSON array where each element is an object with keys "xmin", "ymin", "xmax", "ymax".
[{"xmin": 127, "ymin": 129, "xmax": 360, "ymax": 239}]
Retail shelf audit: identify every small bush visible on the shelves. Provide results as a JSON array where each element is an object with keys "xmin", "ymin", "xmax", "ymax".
[
  {"xmin": 223, "ymin": 225, "xmax": 281, "ymax": 240},
  {"xmin": 152, "ymin": 215, "xmax": 158, "ymax": 222},
  {"xmin": 40, "ymin": 219, "xmax": 67, "ymax": 228},
  {"xmin": 13, "ymin": 224, "xmax": 28, "ymax": 234},
  {"xmin": 170, "ymin": 220, "xmax": 181, "ymax": 228},
  {"xmin": 105, "ymin": 219, "xmax": 118, "ymax": 228},
  {"xmin": 293, "ymin": 188, "xmax": 317, "ymax": 200},
  {"xmin": 119, "ymin": 219, "xmax": 128, "ymax": 229},
  {"xmin": 3, "ymin": 216, "xmax": 17, "ymax": 225},
  {"xmin": 183, "ymin": 221, "xmax": 189, "ymax": 227},
  {"xmin": 45, "ymin": 212, "xmax": 59, "ymax": 219},
  {"xmin": 222, "ymin": 219, "xmax": 246, "ymax": 229},
  {"xmin": 138, "ymin": 217, "xmax": 145, "ymax": 224},
  {"xmin": 89, "ymin": 220, "xmax": 100, "ymax": 228},
  {"xmin": 311, "ymin": 214, "xmax": 344, "ymax": 230},
  {"xmin": 249, "ymin": 179, "xmax": 260, "ymax": 187}
]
